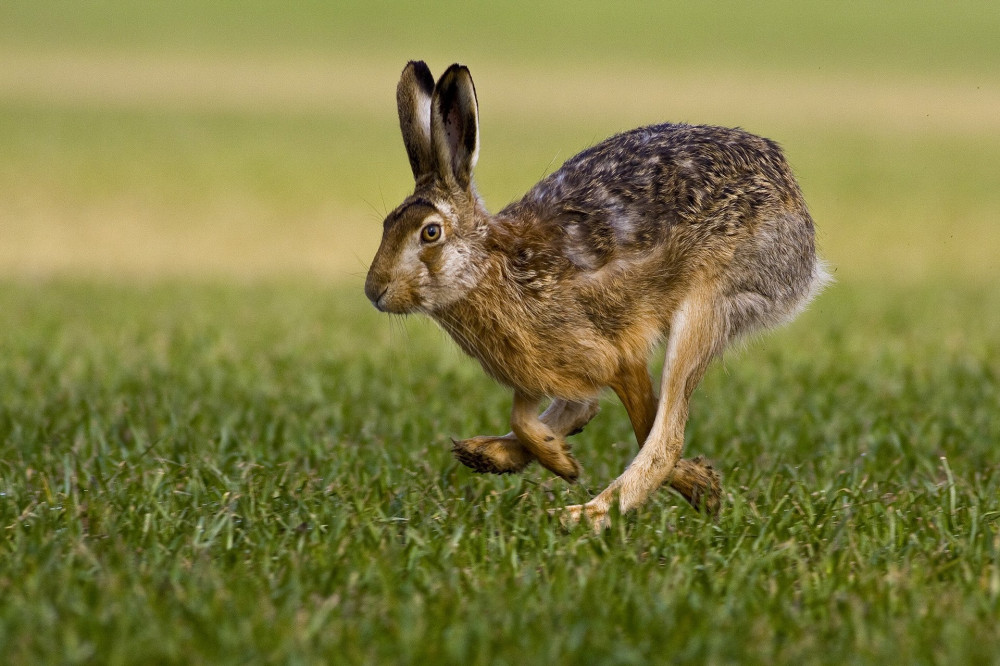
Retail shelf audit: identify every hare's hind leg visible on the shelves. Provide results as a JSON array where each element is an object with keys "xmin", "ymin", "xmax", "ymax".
[
  {"xmin": 452, "ymin": 398, "xmax": 598, "ymax": 475},
  {"xmin": 565, "ymin": 288, "xmax": 726, "ymax": 529},
  {"xmin": 610, "ymin": 361, "xmax": 722, "ymax": 515}
]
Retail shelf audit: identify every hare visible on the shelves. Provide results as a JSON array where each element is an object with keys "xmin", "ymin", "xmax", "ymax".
[{"xmin": 365, "ymin": 61, "xmax": 829, "ymax": 529}]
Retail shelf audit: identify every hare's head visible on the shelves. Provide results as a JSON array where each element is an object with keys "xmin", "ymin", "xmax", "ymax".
[{"xmin": 365, "ymin": 62, "xmax": 488, "ymax": 314}]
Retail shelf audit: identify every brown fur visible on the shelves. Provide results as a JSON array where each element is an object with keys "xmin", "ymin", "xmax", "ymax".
[{"xmin": 365, "ymin": 61, "xmax": 829, "ymax": 530}]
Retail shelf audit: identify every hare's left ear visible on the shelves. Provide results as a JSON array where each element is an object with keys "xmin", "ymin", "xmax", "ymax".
[
  {"xmin": 397, "ymin": 61, "xmax": 436, "ymax": 182},
  {"xmin": 430, "ymin": 64, "xmax": 480, "ymax": 190}
]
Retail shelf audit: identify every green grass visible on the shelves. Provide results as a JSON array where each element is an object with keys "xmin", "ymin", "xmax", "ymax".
[{"xmin": 1, "ymin": 281, "xmax": 998, "ymax": 664}]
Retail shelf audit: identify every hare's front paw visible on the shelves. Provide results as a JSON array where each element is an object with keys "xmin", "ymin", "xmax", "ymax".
[
  {"xmin": 451, "ymin": 436, "xmax": 533, "ymax": 474},
  {"xmin": 557, "ymin": 502, "xmax": 610, "ymax": 533},
  {"xmin": 539, "ymin": 448, "xmax": 582, "ymax": 483}
]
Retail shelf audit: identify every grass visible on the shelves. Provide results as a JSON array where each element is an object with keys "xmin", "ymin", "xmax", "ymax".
[
  {"xmin": 1, "ymin": 0, "xmax": 999, "ymax": 663},
  {"xmin": 1, "ymin": 281, "xmax": 998, "ymax": 664}
]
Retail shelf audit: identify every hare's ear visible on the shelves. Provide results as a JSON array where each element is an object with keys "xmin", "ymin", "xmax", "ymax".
[
  {"xmin": 397, "ymin": 61, "xmax": 436, "ymax": 181},
  {"xmin": 430, "ymin": 64, "xmax": 479, "ymax": 190}
]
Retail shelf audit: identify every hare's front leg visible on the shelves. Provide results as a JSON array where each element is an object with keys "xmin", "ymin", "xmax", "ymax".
[
  {"xmin": 452, "ymin": 398, "xmax": 598, "ymax": 475},
  {"xmin": 509, "ymin": 392, "xmax": 586, "ymax": 481},
  {"xmin": 564, "ymin": 290, "xmax": 725, "ymax": 530}
]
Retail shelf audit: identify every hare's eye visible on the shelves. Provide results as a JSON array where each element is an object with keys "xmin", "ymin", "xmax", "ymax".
[{"xmin": 420, "ymin": 223, "xmax": 442, "ymax": 243}]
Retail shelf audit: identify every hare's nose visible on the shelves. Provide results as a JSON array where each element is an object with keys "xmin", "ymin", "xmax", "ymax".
[
  {"xmin": 373, "ymin": 287, "xmax": 389, "ymax": 311},
  {"xmin": 365, "ymin": 280, "xmax": 390, "ymax": 311}
]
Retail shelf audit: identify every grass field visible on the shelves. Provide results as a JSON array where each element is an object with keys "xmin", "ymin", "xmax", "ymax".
[
  {"xmin": 1, "ymin": 282, "xmax": 998, "ymax": 664},
  {"xmin": 2, "ymin": 1, "xmax": 999, "ymax": 664}
]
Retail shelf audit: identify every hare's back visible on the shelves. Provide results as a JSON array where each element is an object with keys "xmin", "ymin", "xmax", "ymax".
[
  {"xmin": 503, "ymin": 123, "xmax": 809, "ymax": 268},
  {"xmin": 527, "ymin": 123, "xmax": 802, "ymax": 221}
]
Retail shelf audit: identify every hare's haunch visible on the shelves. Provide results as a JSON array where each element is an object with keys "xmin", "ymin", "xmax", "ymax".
[{"xmin": 365, "ymin": 61, "xmax": 829, "ymax": 530}]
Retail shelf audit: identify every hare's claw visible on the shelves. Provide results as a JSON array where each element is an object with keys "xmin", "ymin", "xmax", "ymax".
[{"xmin": 451, "ymin": 436, "xmax": 533, "ymax": 475}]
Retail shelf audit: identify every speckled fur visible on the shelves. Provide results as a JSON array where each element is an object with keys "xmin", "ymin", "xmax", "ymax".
[{"xmin": 366, "ymin": 61, "xmax": 829, "ymax": 530}]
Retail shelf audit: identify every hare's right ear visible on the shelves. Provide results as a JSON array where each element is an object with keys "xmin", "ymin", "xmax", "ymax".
[
  {"xmin": 397, "ymin": 61, "xmax": 436, "ymax": 181},
  {"xmin": 430, "ymin": 64, "xmax": 479, "ymax": 191}
]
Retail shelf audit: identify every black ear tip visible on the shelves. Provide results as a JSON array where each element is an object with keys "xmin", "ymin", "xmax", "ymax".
[
  {"xmin": 406, "ymin": 60, "xmax": 430, "ymax": 75},
  {"xmin": 442, "ymin": 63, "xmax": 470, "ymax": 78},
  {"xmin": 404, "ymin": 60, "xmax": 435, "ymax": 93},
  {"xmin": 436, "ymin": 64, "xmax": 475, "ymax": 93}
]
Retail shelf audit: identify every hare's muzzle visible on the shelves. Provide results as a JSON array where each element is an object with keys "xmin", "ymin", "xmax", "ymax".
[{"xmin": 364, "ymin": 273, "xmax": 390, "ymax": 312}]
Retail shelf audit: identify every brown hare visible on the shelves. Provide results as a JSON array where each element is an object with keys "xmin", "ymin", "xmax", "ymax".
[{"xmin": 365, "ymin": 61, "xmax": 829, "ymax": 529}]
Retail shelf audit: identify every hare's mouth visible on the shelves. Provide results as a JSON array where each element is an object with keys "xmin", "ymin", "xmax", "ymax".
[
  {"xmin": 369, "ymin": 285, "xmax": 421, "ymax": 314},
  {"xmin": 371, "ymin": 286, "xmax": 390, "ymax": 312}
]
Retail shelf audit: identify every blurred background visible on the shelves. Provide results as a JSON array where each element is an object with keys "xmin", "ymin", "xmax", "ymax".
[{"xmin": 1, "ymin": 0, "xmax": 998, "ymax": 284}]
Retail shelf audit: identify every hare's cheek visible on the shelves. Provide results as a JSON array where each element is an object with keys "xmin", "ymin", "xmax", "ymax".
[{"xmin": 418, "ymin": 245, "xmax": 446, "ymax": 277}]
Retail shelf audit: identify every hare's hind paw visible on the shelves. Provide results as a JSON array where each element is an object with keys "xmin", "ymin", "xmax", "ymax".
[
  {"xmin": 451, "ymin": 436, "xmax": 533, "ymax": 475},
  {"xmin": 671, "ymin": 456, "xmax": 723, "ymax": 517}
]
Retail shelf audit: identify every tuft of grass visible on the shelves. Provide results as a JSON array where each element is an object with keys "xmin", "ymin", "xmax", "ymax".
[{"xmin": 1, "ymin": 280, "xmax": 997, "ymax": 664}]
